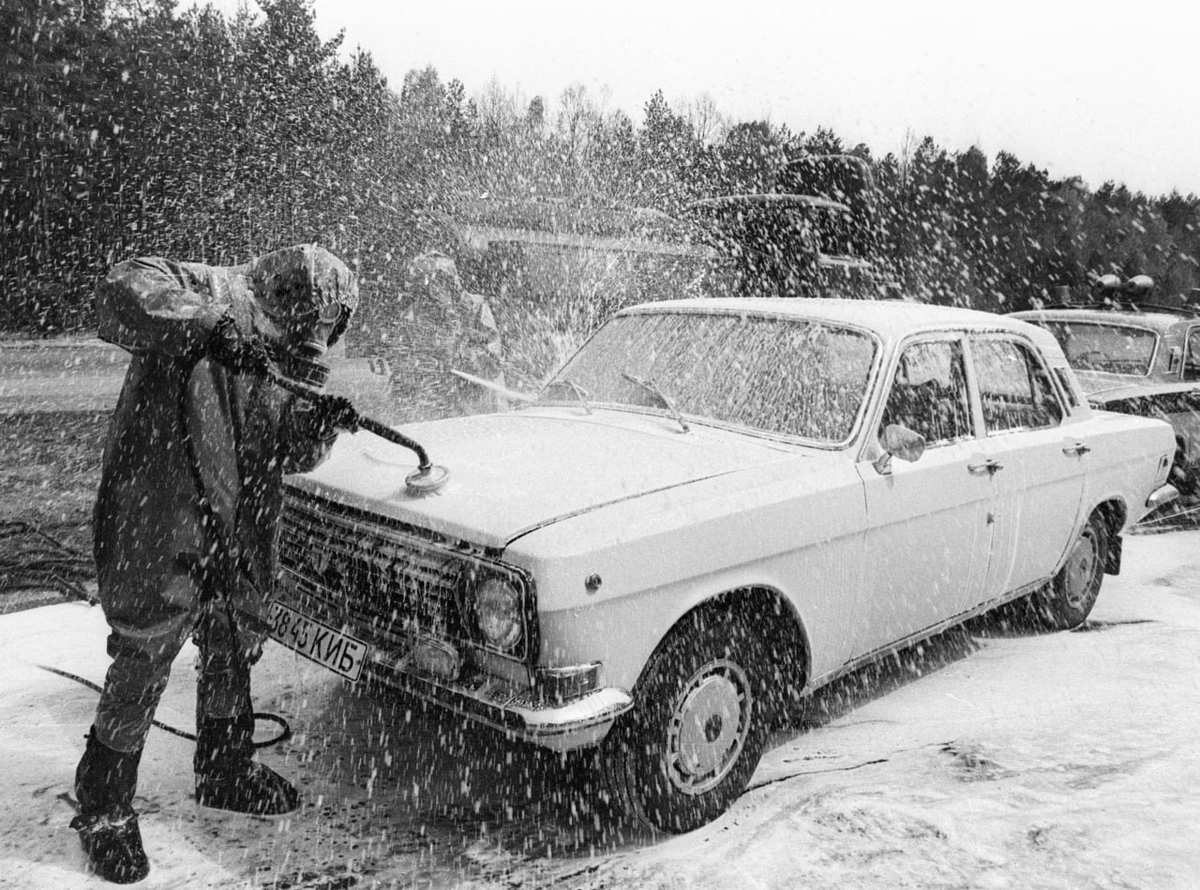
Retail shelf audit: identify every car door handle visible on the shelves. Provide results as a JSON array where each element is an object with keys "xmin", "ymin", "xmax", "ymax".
[
  {"xmin": 968, "ymin": 458, "xmax": 1004, "ymax": 475},
  {"xmin": 1062, "ymin": 441, "xmax": 1091, "ymax": 457}
]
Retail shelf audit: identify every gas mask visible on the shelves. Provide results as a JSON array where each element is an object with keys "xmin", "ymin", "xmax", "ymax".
[
  {"xmin": 272, "ymin": 302, "xmax": 346, "ymax": 389},
  {"xmin": 248, "ymin": 245, "xmax": 358, "ymax": 390}
]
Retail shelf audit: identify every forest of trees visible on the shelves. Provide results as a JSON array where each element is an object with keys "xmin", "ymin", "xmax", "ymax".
[{"xmin": 5, "ymin": 0, "xmax": 1200, "ymax": 352}]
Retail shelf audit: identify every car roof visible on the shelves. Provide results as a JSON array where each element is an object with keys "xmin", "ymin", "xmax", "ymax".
[
  {"xmin": 623, "ymin": 297, "xmax": 1050, "ymax": 342},
  {"xmin": 1010, "ymin": 306, "xmax": 1189, "ymax": 334}
]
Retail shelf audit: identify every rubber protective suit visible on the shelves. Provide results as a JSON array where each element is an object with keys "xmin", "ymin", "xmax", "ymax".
[
  {"xmin": 90, "ymin": 244, "xmax": 358, "ymax": 754},
  {"xmin": 386, "ymin": 251, "xmax": 504, "ymax": 420}
]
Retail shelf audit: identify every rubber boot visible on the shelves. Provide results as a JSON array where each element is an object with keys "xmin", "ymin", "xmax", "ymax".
[
  {"xmin": 69, "ymin": 728, "xmax": 150, "ymax": 884},
  {"xmin": 194, "ymin": 713, "xmax": 299, "ymax": 815}
]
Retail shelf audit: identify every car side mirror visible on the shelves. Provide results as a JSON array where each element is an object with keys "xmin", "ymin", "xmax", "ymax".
[{"xmin": 873, "ymin": 423, "xmax": 927, "ymax": 476}]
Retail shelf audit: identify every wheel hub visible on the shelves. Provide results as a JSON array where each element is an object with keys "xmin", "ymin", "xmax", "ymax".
[
  {"xmin": 703, "ymin": 713, "xmax": 723, "ymax": 743},
  {"xmin": 1063, "ymin": 529, "xmax": 1099, "ymax": 609},
  {"xmin": 667, "ymin": 660, "xmax": 751, "ymax": 794}
]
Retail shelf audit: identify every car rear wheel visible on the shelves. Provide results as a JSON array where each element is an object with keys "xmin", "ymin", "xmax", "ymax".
[
  {"xmin": 598, "ymin": 609, "xmax": 768, "ymax": 834},
  {"xmin": 1031, "ymin": 511, "xmax": 1108, "ymax": 630},
  {"xmin": 1168, "ymin": 437, "xmax": 1196, "ymax": 499}
]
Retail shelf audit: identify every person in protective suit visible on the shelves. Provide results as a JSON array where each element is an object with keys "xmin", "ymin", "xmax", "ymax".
[
  {"xmin": 70, "ymin": 244, "xmax": 358, "ymax": 884},
  {"xmin": 383, "ymin": 251, "xmax": 504, "ymax": 421}
]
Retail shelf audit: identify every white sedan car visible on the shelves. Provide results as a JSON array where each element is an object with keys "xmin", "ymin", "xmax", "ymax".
[{"xmin": 273, "ymin": 298, "xmax": 1177, "ymax": 833}]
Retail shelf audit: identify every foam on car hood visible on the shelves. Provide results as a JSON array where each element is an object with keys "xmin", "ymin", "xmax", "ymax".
[
  {"xmin": 1076, "ymin": 371, "xmax": 1200, "ymax": 405},
  {"xmin": 1072, "ymin": 370, "xmax": 1148, "ymax": 398},
  {"xmin": 287, "ymin": 408, "xmax": 804, "ymax": 547}
]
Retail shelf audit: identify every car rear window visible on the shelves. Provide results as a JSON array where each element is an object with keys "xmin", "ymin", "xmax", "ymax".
[{"xmin": 972, "ymin": 338, "xmax": 1065, "ymax": 433}]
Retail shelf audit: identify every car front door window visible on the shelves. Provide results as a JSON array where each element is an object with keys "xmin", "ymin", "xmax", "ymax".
[{"xmin": 880, "ymin": 339, "xmax": 972, "ymax": 446}]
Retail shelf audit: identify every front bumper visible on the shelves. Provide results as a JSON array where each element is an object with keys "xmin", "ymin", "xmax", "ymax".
[
  {"xmin": 274, "ymin": 492, "xmax": 633, "ymax": 751},
  {"xmin": 364, "ymin": 651, "xmax": 633, "ymax": 752}
]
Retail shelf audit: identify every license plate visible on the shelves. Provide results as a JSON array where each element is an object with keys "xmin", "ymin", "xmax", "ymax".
[{"xmin": 269, "ymin": 601, "xmax": 368, "ymax": 683}]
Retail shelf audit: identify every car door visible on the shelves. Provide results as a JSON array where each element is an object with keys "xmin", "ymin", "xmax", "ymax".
[
  {"xmin": 967, "ymin": 334, "xmax": 1086, "ymax": 600},
  {"xmin": 854, "ymin": 335, "xmax": 994, "ymax": 658}
]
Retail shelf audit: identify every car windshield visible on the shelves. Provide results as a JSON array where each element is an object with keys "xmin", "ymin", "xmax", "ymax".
[
  {"xmin": 1039, "ymin": 320, "xmax": 1158, "ymax": 375},
  {"xmin": 542, "ymin": 310, "xmax": 877, "ymax": 444}
]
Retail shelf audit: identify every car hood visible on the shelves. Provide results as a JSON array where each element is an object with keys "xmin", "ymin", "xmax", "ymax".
[
  {"xmin": 1071, "ymin": 370, "xmax": 1148, "ymax": 398},
  {"xmin": 287, "ymin": 409, "xmax": 805, "ymax": 547},
  {"xmin": 1075, "ymin": 371, "xmax": 1199, "ymax": 404}
]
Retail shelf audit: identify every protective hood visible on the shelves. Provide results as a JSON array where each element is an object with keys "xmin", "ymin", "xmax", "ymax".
[
  {"xmin": 286, "ymin": 409, "xmax": 803, "ymax": 547},
  {"xmin": 247, "ymin": 244, "xmax": 359, "ymax": 352},
  {"xmin": 404, "ymin": 250, "xmax": 461, "ymax": 307}
]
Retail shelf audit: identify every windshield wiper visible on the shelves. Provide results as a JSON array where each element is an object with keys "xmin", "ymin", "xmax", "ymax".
[
  {"xmin": 450, "ymin": 369, "xmax": 537, "ymax": 402},
  {"xmin": 621, "ymin": 371, "xmax": 690, "ymax": 433},
  {"xmin": 542, "ymin": 378, "xmax": 592, "ymax": 414}
]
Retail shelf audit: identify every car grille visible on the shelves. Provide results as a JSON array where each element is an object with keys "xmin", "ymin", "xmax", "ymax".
[{"xmin": 278, "ymin": 491, "xmax": 473, "ymax": 655}]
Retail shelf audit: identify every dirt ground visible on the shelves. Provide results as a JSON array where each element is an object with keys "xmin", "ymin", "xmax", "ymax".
[
  {"xmin": 0, "ymin": 341, "xmax": 123, "ymax": 594},
  {"xmin": 0, "ymin": 411, "xmax": 107, "ymax": 601}
]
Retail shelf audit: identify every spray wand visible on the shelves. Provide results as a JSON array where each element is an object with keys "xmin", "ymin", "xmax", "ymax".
[
  {"xmin": 263, "ymin": 367, "xmax": 450, "ymax": 495},
  {"xmin": 208, "ymin": 313, "xmax": 449, "ymax": 494}
]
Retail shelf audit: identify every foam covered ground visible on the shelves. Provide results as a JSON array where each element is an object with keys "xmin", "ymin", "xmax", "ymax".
[{"xmin": 4, "ymin": 530, "xmax": 1199, "ymax": 889}]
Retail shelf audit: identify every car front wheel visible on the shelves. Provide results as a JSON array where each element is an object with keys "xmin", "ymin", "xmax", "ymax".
[
  {"xmin": 598, "ymin": 609, "xmax": 768, "ymax": 833},
  {"xmin": 1031, "ymin": 511, "xmax": 1109, "ymax": 630}
]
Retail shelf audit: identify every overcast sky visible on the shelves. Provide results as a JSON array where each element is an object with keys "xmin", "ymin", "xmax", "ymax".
[{"xmin": 200, "ymin": 0, "xmax": 1200, "ymax": 197}]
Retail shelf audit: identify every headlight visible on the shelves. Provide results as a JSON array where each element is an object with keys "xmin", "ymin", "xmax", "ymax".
[{"xmin": 474, "ymin": 576, "xmax": 524, "ymax": 651}]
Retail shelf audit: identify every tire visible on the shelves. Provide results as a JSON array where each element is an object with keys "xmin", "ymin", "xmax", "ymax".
[
  {"xmin": 1168, "ymin": 439, "xmax": 1196, "ymax": 499},
  {"xmin": 1030, "ymin": 511, "xmax": 1109, "ymax": 630},
  {"xmin": 1178, "ymin": 465, "xmax": 1200, "ymax": 502},
  {"xmin": 598, "ymin": 609, "xmax": 769, "ymax": 834}
]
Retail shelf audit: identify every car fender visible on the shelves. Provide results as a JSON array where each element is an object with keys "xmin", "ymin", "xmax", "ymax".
[
  {"xmin": 1077, "ymin": 411, "xmax": 1175, "ymax": 537},
  {"xmin": 507, "ymin": 460, "xmax": 867, "ymax": 695}
]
